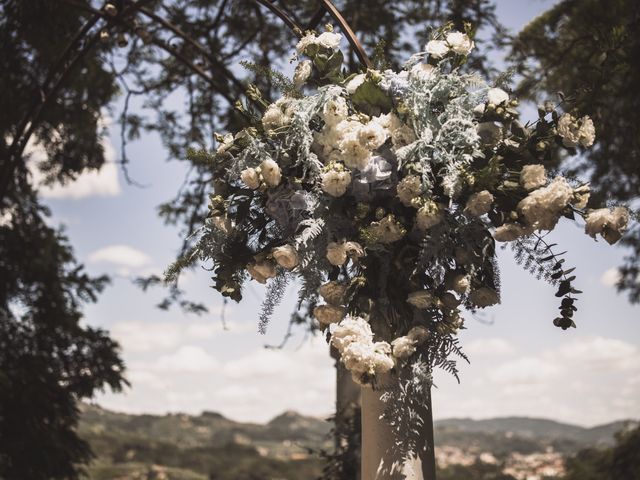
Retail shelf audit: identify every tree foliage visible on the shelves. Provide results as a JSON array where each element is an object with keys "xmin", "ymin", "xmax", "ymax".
[
  {"xmin": 562, "ymin": 425, "xmax": 640, "ymax": 480},
  {"xmin": 511, "ymin": 0, "xmax": 640, "ymax": 302}
]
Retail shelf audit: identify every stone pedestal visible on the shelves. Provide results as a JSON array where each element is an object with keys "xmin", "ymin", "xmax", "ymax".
[{"xmin": 361, "ymin": 379, "xmax": 436, "ymax": 480}]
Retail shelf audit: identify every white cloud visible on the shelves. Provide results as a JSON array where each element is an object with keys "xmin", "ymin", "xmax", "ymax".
[
  {"xmin": 88, "ymin": 244, "xmax": 151, "ymax": 268},
  {"xmin": 464, "ymin": 338, "xmax": 516, "ymax": 358},
  {"xmin": 27, "ymin": 136, "xmax": 121, "ymax": 199},
  {"xmin": 155, "ymin": 346, "xmax": 220, "ymax": 372},
  {"xmin": 98, "ymin": 337, "xmax": 335, "ymax": 422},
  {"xmin": 435, "ymin": 335, "xmax": 640, "ymax": 425},
  {"xmin": 601, "ymin": 267, "xmax": 621, "ymax": 287},
  {"xmin": 110, "ymin": 319, "xmax": 252, "ymax": 353}
]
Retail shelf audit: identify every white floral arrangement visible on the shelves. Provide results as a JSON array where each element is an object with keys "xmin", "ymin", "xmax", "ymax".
[{"xmin": 176, "ymin": 24, "xmax": 630, "ymax": 388}]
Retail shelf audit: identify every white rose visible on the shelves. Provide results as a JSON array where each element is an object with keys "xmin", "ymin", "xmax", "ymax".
[
  {"xmin": 296, "ymin": 33, "xmax": 317, "ymax": 53},
  {"xmin": 293, "ymin": 60, "xmax": 312, "ymax": 88},
  {"xmin": 319, "ymin": 281, "xmax": 348, "ymax": 306},
  {"xmin": 316, "ymin": 31, "xmax": 342, "ymax": 50},
  {"xmin": 517, "ymin": 177, "xmax": 573, "ymax": 231},
  {"xmin": 468, "ymin": 287, "xmax": 500, "ymax": 308},
  {"xmin": 345, "ymin": 73, "xmax": 366, "ymax": 94},
  {"xmin": 520, "ymin": 165, "xmax": 547, "ymax": 191},
  {"xmin": 330, "ymin": 316, "xmax": 373, "ymax": 351},
  {"xmin": 578, "ymin": 116, "xmax": 595, "ymax": 147},
  {"xmin": 397, "ymin": 175, "xmax": 423, "ymax": 207},
  {"xmin": 416, "ymin": 202, "xmax": 444, "ymax": 230},
  {"xmin": 314, "ymin": 304, "xmax": 346, "ymax": 325},
  {"xmin": 357, "ymin": 121, "xmax": 389, "ymax": 150},
  {"xmin": 240, "ymin": 167, "xmax": 260, "ymax": 189},
  {"xmin": 464, "ymin": 190, "xmax": 494, "ymax": 217},
  {"xmin": 446, "ymin": 31, "xmax": 474, "ymax": 55},
  {"xmin": 391, "ymin": 336, "xmax": 417, "ymax": 359},
  {"xmin": 271, "ymin": 245, "xmax": 299, "ymax": 270},
  {"xmin": 259, "ymin": 158, "xmax": 281, "ymax": 187},
  {"xmin": 493, "ymin": 223, "xmax": 533, "ymax": 242},
  {"xmin": 370, "ymin": 342, "xmax": 395, "ymax": 375},
  {"xmin": 407, "ymin": 290, "xmax": 436, "ymax": 309},
  {"xmin": 326, "ymin": 242, "xmax": 347, "ymax": 266},
  {"xmin": 321, "ymin": 168, "xmax": 352, "ymax": 197},
  {"xmin": 425, "ymin": 39, "xmax": 449, "ymax": 59},
  {"xmin": 322, "ymin": 96, "xmax": 349, "ymax": 126},
  {"xmin": 487, "ymin": 87, "xmax": 509, "ymax": 106},
  {"xmin": 340, "ymin": 133, "xmax": 371, "ymax": 170},
  {"xmin": 247, "ymin": 260, "xmax": 276, "ymax": 284},
  {"xmin": 557, "ymin": 113, "xmax": 596, "ymax": 148},
  {"xmin": 572, "ymin": 184, "xmax": 590, "ymax": 210},
  {"xmin": 261, "ymin": 98, "xmax": 294, "ymax": 131},
  {"xmin": 585, "ymin": 207, "xmax": 629, "ymax": 245}
]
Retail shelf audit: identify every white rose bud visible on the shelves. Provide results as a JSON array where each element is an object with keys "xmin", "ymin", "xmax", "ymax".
[
  {"xmin": 271, "ymin": 245, "xmax": 299, "ymax": 270},
  {"xmin": 240, "ymin": 167, "xmax": 260, "ymax": 189},
  {"xmin": 487, "ymin": 87, "xmax": 509, "ymax": 106},
  {"xmin": 314, "ymin": 304, "xmax": 346, "ymax": 325},
  {"xmin": 259, "ymin": 159, "xmax": 281, "ymax": 187},
  {"xmin": 293, "ymin": 60, "xmax": 313, "ymax": 88},
  {"xmin": 319, "ymin": 281, "xmax": 348, "ymax": 306},
  {"xmin": 407, "ymin": 290, "xmax": 436, "ymax": 309},
  {"xmin": 247, "ymin": 260, "xmax": 277, "ymax": 284},
  {"xmin": 326, "ymin": 241, "xmax": 347, "ymax": 266}
]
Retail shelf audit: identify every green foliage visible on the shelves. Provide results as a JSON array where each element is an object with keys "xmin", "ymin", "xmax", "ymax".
[
  {"xmin": 562, "ymin": 425, "xmax": 640, "ymax": 480},
  {"xmin": 511, "ymin": 0, "xmax": 640, "ymax": 302}
]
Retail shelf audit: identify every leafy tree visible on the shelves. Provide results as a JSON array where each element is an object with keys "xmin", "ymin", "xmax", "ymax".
[
  {"xmin": 0, "ymin": 1, "xmax": 126, "ymax": 478},
  {"xmin": 511, "ymin": 0, "xmax": 640, "ymax": 302},
  {"xmin": 562, "ymin": 425, "xmax": 640, "ymax": 480},
  {"xmin": 0, "ymin": 0, "xmax": 502, "ymax": 477}
]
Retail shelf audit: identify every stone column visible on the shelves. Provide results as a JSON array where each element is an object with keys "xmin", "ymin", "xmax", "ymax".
[{"xmin": 361, "ymin": 378, "xmax": 436, "ymax": 480}]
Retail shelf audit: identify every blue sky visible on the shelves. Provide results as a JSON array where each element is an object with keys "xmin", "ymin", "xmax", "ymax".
[{"xmin": 33, "ymin": 0, "xmax": 639, "ymax": 426}]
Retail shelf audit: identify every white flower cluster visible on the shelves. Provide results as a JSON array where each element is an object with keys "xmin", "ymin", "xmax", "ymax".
[
  {"xmin": 198, "ymin": 23, "xmax": 633, "ymax": 389},
  {"xmin": 240, "ymin": 158, "xmax": 282, "ymax": 189},
  {"xmin": 296, "ymin": 31, "xmax": 342, "ymax": 54},
  {"xmin": 425, "ymin": 30, "xmax": 474, "ymax": 59},
  {"xmin": 330, "ymin": 316, "xmax": 394, "ymax": 385}
]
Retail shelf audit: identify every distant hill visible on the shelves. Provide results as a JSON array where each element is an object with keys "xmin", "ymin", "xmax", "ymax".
[
  {"xmin": 435, "ymin": 417, "xmax": 634, "ymax": 448},
  {"xmin": 78, "ymin": 403, "xmax": 636, "ymax": 479}
]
